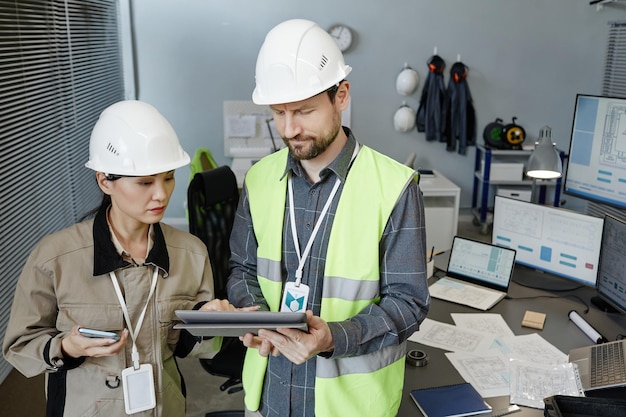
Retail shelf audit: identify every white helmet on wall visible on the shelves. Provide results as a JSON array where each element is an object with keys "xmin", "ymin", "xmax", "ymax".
[
  {"xmin": 393, "ymin": 103, "xmax": 416, "ymax": 132},
  {"xmin": 85, "ymin": 100, "xmax": 190, "ymax": 176},
  {"xmin": 252, "ymin": 19, "xmax": 352, "ymax": 105},
  {"xmin": 396, "ymin": 66, "xmax": 419, "ymax": 96}
]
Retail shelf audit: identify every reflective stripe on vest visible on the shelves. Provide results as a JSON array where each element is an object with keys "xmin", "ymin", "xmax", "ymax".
[{"xmin": 244, "ymin": 146, "xmax": 417, "ymax": 416}]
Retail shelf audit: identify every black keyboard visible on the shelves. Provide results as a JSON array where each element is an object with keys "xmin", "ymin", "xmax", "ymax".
[{"xmin": 590, "ymin": 342, "xmax": 626, "ymax": 387}]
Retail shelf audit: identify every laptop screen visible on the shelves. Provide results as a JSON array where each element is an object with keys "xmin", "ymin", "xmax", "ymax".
[{"xmin": 447, "ymin": 236, "xmax": 516, "ymax": 290}]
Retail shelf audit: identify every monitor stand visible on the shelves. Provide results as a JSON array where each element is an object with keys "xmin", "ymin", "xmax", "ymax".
[
  {"xmin": 512, "ymin": 264, "xmax": 583, "ymax": 292},
  {"xmin": 591, "ymin": 296, "xmax": 619, "ymax": 313}
]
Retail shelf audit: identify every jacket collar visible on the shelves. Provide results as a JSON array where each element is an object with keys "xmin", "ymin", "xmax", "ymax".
[{"xmin": 92, "ymin": 205, "xmax": 170, "ymax": 277}]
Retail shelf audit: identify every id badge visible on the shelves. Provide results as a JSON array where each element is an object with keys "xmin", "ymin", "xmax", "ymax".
[
  {"xmin": 121, "ymin": 363, "xmax": 156, "ymax": 414},
  {"xmin": 280, "ymin": 282, "xmax": 309, "ymax": 312}
]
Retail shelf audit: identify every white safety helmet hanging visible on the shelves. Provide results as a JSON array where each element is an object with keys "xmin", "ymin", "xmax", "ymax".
[
  {"xmin": 394, "ymin": 103, "xmax": 416, "ymax": 132},
  {"xmin": 252, "ymin": 19, "xmax": 352, "ymax": 105},
  {"xmin": 396, "ymin": 64, "xmax": 419, "ymax": 96},
  {"xmin": 85, "ymin": 100, "xmax": 190, "ymax": 176}
]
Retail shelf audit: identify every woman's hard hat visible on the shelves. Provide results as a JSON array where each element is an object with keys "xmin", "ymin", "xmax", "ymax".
[
  {"xmin": 85, "ymin": 100, "xmax": 190, "ymax": 176},
  {"xmin": 252, "ymin": 19, "xmax": 352, "ymax": 105},
  {"xmin": 396, "ymin": 66, "xmax": 420, "ymax": 96}
]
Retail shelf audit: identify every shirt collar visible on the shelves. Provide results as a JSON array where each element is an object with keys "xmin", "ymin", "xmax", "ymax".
[
  {"xmin": 282, "ymin": 126, "xmax": 357, "ymax": 183},
  {"xmin": 107, "ymin": 213, "xmax": 154, "ymax": 266},
  {"xmin": 92, "ymin": 204, "xmax": 170, "ymax": 277}
]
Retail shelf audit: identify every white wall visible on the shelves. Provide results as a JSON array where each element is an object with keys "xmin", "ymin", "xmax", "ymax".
[{"xmin": 127, "ymin": 0, "xmax": 626, "ymax": 219}]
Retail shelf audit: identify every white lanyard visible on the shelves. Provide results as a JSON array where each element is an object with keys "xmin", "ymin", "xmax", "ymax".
[
  {"xmin": 109, "ymin": 267, "xmax": 159, "ymax": 370},
  {"xmin": 288, "ymin": 176, "xmax": 340, "ymax": 286},
  {"xmin": 287, "ymin": 143, "xmax": 359, "ymax": 286}
]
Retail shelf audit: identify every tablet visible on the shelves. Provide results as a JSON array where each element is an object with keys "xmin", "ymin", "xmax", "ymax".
[{"xmin": 174, "ymin": 310, "xmax": 308, "ymax": 337}]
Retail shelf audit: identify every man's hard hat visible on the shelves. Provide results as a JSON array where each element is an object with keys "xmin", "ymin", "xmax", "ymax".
[{"xmin": 252, "ymin": 19, "xmax": 352, "ymax": 105}]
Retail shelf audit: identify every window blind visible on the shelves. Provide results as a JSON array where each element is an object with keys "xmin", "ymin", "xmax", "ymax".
[
  {"xmin": 0, "ymin": 0, "xmax": 124, "ymax": 382},
  {"xmin": 587, "ymin": 21, "xmax": 626, "ymax": 220},
  {"xmin": 602, "ymin": 21, "xmax": 626, "ymax": 97}
]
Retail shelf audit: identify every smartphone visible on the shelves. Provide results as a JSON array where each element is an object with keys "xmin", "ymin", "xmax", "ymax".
[{"xmin": 78, "ymin": 327, "xmax": 120, "ymax": 341}]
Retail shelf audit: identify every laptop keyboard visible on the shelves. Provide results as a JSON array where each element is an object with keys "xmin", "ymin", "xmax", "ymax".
[{"xmin": 590, "ymin": 342, "xmax": 626, "ymax": 387}]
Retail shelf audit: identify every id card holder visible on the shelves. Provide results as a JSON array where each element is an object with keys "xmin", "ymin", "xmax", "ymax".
[
  {"xmin": 280, "ymin": 282, "xmax": 309, "ymax": 312},
  {"xmin": 121, "ymin": 363, "xmax": 156, "ymax": 414}
]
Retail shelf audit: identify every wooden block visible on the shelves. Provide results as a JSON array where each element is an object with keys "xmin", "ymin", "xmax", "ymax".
[{"xmin": 522, "ymin": 310, "xmax": 546, "ymax": 330}]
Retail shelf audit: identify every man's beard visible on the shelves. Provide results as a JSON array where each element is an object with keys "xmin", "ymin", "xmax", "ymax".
[{"xmin": 283, "ymin": 124, "xmax": 341, "ymax": 161}]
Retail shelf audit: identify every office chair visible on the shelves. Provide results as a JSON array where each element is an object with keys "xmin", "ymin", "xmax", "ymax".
[{"xmin": 187, "ymin": 165, "xmax": 246, "ymax": 406}]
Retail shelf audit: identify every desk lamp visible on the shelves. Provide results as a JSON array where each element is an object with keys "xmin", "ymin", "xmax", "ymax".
[{"xmin": 526, "ymin": 125, "xmax": 562, "ymax": 203}]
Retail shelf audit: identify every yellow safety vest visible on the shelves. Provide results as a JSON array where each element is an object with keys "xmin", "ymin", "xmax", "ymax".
[{"xmin": 243, "ymin": 146, "xmax": 417, "ymax": 417}]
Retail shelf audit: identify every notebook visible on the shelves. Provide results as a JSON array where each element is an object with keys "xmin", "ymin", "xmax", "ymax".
[
  {"xmin": 428, "ymin": 236, "xmax": 516, "ymax": 311},
  {"xmin": 568, "ymin": 339, "xmax": 626, "ymax": 392},
  {"xmin": 410, "ymin": 382, "xmax": 492, "ymax": 417}
]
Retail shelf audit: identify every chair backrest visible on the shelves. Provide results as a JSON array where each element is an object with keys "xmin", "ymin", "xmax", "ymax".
[{"xmin": 187, "ymin": 165, "xmax": 239, "ymax": 299}]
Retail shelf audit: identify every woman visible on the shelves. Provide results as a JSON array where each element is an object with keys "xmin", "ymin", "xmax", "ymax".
[{"xmin": 3, "ymin": 100, "xmax": 239, "ymax": 416}]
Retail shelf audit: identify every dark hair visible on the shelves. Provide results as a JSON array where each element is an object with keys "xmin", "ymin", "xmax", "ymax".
[
  {"xmin": 79, "ymin": 175, "xmax": 121, "ymax": 221},
  {"xmin": 326, "ymin": 80, "xmax": 345, "ymax": 103},
  {"xmin": 79, "ymin": 194, "xmax": 110, "ymax": 222}
]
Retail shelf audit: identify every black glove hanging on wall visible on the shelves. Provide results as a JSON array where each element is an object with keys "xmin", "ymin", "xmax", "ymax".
[
  {"xmin": 445, "ymin": 61, "xmax": 476, "ymax": 155},
  {"xmin": 416, "ymin": 55, "xmax": 446, "ymax": 142}
]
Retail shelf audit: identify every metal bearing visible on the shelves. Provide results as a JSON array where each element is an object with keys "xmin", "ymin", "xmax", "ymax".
[{"xmin": 406, "ymin": 349, "xmax": 429, "ymax": 367}]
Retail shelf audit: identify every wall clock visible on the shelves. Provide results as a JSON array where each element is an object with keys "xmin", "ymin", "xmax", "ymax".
[{"xmin": 327, "ymin": 24, "xmax": 354, "ymax": 53}]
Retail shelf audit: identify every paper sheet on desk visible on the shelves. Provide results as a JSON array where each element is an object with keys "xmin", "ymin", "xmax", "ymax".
[
  {"xmin": 451, "ymin": 313, "xmax": 515, "ymax": 339},
  {"xmin": 509, "ymin": 360, "xmax": 585, "ymax": 409},
  {"xmin": 408, "ymin": 318, "xmax": 495, "ymax": 354},
  {"xmin": 491, "ymin": 334, "xmax": 568, "ymax": 365},
  {"xmin": 445, "ymin": 350, "xmax": 511, "ymax": 398}
]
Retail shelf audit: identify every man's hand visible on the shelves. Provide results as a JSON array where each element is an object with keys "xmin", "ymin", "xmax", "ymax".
[{"xmin": 242, "ymin": 310, "xmax": 334, "ymax": 364}]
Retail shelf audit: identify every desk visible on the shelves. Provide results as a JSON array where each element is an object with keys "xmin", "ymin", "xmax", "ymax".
[
  {"xmin": 420, "ymin": 171, "xmax": 461, "ymax": 253},
  {"xmin": 398, "ymin": 260, "xmax": 626, "ymax": 417}
]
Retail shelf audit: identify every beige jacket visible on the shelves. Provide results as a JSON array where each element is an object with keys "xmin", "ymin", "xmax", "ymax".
[{"xmin": 3, "ymin": 207, "xmax": 219, "ymax": 417}]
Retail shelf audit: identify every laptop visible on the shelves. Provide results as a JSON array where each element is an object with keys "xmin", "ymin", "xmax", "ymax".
[
  {"xmin": 428, "ymin": 236, "xmax": 516, "ymax": 311},
  {"xmin": 569, "ymin": 339, "xmax": 626, "ymax": 393}
]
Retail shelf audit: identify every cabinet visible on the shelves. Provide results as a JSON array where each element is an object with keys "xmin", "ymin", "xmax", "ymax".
[
  {"xmin": 472, "ymin": 146, "xmax": 563, "ymax": 234},
  {"xmin": 420, "ymin": 170, "xmax": 461, "ymax": 253}
]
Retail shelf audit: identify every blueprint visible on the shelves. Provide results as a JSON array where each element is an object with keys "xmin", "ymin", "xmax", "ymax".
[
  {"xmin": 451, "ymin": 313, "xmax": 515, "ymax": 338},
  {"xmin": 408, "ymin": 318, "xmax": 495, "ymax": 353},
  {"xmin": 411, "ymin": 317, "xmax": 577, "ymax": 404},
  {"xmin": 509, "ymin": 360, "xmax": 584, "ymax": 409}
]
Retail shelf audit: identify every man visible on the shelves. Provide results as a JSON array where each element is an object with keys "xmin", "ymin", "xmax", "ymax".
[{"xmin": 227, "ymin": 19, "xmax": 430, "ymax": 417}]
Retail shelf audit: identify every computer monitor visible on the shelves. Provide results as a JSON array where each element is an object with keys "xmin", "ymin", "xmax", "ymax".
[
  {"xmin": 594, "ymin": 214, "xmax": 626, "ymax": 314},
  {"xmin": 492, "ymin": 196, "xmax": 604, "ymax": 289},
  {"xmin": 564, "ymin": 94, "xmax": 626, "ymax": 210}
]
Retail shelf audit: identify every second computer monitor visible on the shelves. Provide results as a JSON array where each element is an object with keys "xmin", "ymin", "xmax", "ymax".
[
  {"xmin": 492, "ymin": 196, "xmax": 604, "ymax": 287},
  {"xmin": 595, "ymin": 214, "xmax": 626, "ymax": 314}
]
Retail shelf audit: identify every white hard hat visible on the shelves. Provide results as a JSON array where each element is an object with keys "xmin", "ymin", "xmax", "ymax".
[
  {"xmin": 85, "ymin": 100, "xmax": 190, "ymax": 176},
  {"xmin": 396, "ymin": 66, "xmax": 419, "ymax": 96},
  {"xmin": 394, "ymin": 104, "xmax": 416, "ymax": 132},
  {"xmin": 252, "ymin": 19, "xmax": 352, "ymax": 105}
]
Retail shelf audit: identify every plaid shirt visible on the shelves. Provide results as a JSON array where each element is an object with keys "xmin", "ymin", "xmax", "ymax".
[{"xmin": 227, "ymin": 130, "xmax": 430, "ymax": 417}]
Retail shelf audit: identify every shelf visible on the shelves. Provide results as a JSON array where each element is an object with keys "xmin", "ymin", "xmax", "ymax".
[
  {"xmin": 591, "ymin": 0, "xmax": 626, "ymax": 10},
  {"xmin": 471, "ymin": 146, "xmax": 563, "ymax": 234},
  {"xmin": 420, "ymin": 170, "xmax": 460, "ymax": 252},
  {"xmin": 476, "ymin": 148, "xmax": 531, "ymax": 156},
  {"xmin": 474, "ymin": 172, "xmax": 559, "ymax": 186}
]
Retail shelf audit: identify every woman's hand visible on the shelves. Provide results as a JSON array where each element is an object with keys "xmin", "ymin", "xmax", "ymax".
[
  {"xmin": 199, "ymin": 299, "xmax": 260, "ymax": 312},
  {"xmin": 61, "ymin": 325, "xmax": 128, "ymax": 359}
]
